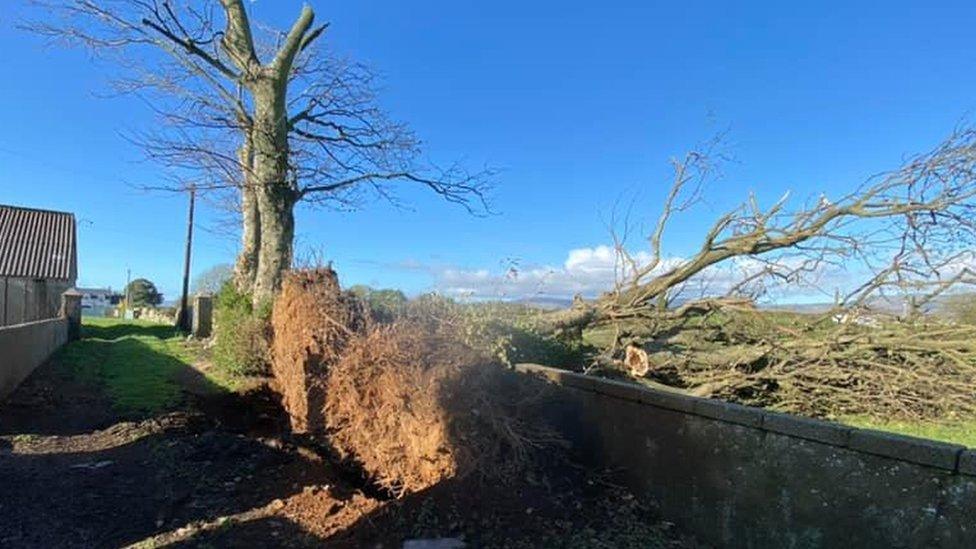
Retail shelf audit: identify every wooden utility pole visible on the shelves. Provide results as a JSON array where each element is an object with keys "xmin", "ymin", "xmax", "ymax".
[
  {"xmin": 124, "ymin": 268, "xmax": 131, "ymax": 318},
  {"xmin": 177, "ymin": 185, "xmax": 196, "ymax": 332}
]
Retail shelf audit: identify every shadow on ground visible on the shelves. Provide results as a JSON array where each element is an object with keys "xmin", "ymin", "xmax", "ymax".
[
  {"xmin": 0, "ymin": 361, "xmax": 334, "ymax": 548},
  {"xmin": 0, "ymin": 413, "xmax": 335, "ymax": 548},
  {"xmin": 0, "ymin": 322, "xmax": 335, "ymax": 548},
  {"xmin": 0, "ymin": 325, "xmax": 225, "ymax": 436}
]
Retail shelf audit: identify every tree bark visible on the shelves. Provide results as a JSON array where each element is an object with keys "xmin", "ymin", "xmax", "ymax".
[
  {"xmin": 234, "ymin": 134, "xmax": 260, "ymax": 294},
  {"xmin": 253, "ymin": 184, "xmax": 295, "ymax": 305},
  {"xmin": 250, "ymin": 77, "xmax": 296, "ymax": 306}
]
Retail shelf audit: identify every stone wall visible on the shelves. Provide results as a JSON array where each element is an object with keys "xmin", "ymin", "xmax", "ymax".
[
  {"xmin": 517, "ymin": 363, "xmax": 976, "ymax": 549},
  {"xmin": 0, "ymin": 317, "xmax": 69, "ymax": 401}
]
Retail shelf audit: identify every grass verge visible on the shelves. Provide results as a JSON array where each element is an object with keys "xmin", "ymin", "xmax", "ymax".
[
  {"xmin": 57, "ymin": 317, "xmax": 221, "ymax": 414},
  {"xmin": 841, "ymin": 417, "xmax": 976, "ymax": 448}
]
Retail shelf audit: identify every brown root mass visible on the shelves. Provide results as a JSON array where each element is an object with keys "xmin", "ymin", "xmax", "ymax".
[
  {"xmin": 270, "ymin": 269, "xmax": 369, "ymax": 434},
  {"xmin": 271, "ymin": 268, "xmax": 559, "ymax": 497}
]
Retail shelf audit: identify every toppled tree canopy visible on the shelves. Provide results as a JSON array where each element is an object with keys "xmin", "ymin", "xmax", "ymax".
[
  {"xmin": 539, "ymin": 128, "xmax": 976, "ymax": 422},
  {"xmin": 543, "ymin": 128, "xmax": 976, "ymax": 337},
  {"xmin": 607, "ymin": 309, "xmax": 976, "ymax": 421}
]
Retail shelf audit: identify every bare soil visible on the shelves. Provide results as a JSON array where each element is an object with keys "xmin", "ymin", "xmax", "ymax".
[{"xmin": 0, "ymin": 325, "xmax": 697, "ymax": 548}]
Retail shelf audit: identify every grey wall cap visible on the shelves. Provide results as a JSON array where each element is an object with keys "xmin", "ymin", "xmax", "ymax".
[
  {"xmin": 583, "ymin": 376, "xmax": 647, "ymax": 403},
  {"xmin": 848, "ymin": 429, "xmax": 964, "ymax": 471},
  {"xmin": 763, "ymin": 411, "xmax": 852, "ymax": 447},
  {"xmin": 517, "ymin": 363, "xmax": 700, "ymax": 413},
  {"xmin": 638, "ymin": 387, "xmax": 697, "ymax": 414},
  {"xmin": 960, "ymin": 451, "xmax": 976, "ymax": 477},
  {"xmin": 516, "ymin": 364, "xmax": 611, "ymax": 396},
  {"xmin": 516, "ymin": 363, "xmax": 572, "ymax": 384},
  {"xmin": 693, "ymin": 398, "xmax": 764, "ymax": 428}
]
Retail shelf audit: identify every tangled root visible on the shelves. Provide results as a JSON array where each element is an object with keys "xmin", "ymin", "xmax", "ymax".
[
  {"xmin": 270, "ymin": 268, "xmax": 369, "ymax": 433},
  {"xmin": 271, "ymin": 268, "xmax": 561, "ymax": 496}
]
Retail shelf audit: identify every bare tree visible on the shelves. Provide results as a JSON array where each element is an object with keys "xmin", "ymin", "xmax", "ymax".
[{"xmin": 28, "ymin": 0, "xmax": 492, "ymax": 304}]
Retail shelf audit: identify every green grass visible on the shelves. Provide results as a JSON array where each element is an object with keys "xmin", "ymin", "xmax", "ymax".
[
  {"xmin": 842, "ymin": 417, "xmax": 976, "ymax": 448},
  {"xmin": 57, "ymin": 317, "xmax": 217, "ymax": 414},
  {"xmin": 198, "ymin": 360, "xmax": 255, "ymax": 393}
]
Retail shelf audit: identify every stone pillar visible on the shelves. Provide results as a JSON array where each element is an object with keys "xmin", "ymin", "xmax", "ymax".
[
  {"xmin": 191, "ymin": 294, "xmax": 213, "ymax": 338},
  {"xmin": 61, "ymin": 289, "xmax": 82, "ymax": 341}
]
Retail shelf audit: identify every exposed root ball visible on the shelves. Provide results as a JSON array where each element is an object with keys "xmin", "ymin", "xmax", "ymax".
[
  {"xmin": 271, "ymin": 269, "xmax": 560, "ymax": 497},
  {"xmin": 325, "ymin": 323, "xmax": 464, "ymax": 494},
  {"xmin": 271, "ymin": 268, "xmax": 368, "ymax": 433}
]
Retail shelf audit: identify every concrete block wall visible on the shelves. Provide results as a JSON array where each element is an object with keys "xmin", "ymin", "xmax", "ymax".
[
  {"xmin": 517, "ymin": 363, "xmax": 976, "ymax": 549},
  {"xmin": 0, "ymin": 318, "xmax": 69, "ymax": 401},
  {"xmin": 0, "ymin": 278, "xmax": 72, "ymax": 327}
]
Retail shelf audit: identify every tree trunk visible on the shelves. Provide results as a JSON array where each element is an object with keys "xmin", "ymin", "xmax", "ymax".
[
  {"xmin": 234, "ymin": 134, "xmax": 260, "ymax": 294},
  {"xmin": 217, "ymin": 1, "xmax": 315, "ymax": 307},
  {"xmin": 253, "ymin": 184, "xmax": 295, "ymax": 305},
  {"xmin": 250, "ymin": 78, "xmax": 296, "ymax": 306}
]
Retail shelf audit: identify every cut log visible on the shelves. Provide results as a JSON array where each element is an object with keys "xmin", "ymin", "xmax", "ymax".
[{"xmin": 624, "ymin": 344, "xmax": 650, "ymax": 376}]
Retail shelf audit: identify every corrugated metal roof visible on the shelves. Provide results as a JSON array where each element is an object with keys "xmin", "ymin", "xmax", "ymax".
[{"xmin": 0, "ymin": 204, "xmax": 77, "ymax": 280}]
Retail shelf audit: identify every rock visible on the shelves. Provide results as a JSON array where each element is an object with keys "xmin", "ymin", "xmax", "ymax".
[
  {"xmin": 402, "ymin": 539, "xmax": 465, "ymax": 549},
  {"xmin": 68, "ymin": 460, "xmax": 114, "ymax": 471}
]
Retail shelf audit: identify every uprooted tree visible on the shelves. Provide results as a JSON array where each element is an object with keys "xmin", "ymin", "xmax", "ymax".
[
  {"xmin": 30, "ymin": 0, "xmax": 492, "ymax": 305},
  {"xmin": 543, "ymin": 128, "xmax": 976, "ymax": 336},
  {"xmin": 538, "ymin": 128, "xmax": 976, "ymax": 420},
  {"xmin": 271, "ymin": 268, "xmax": 561, "ymax": 496}
]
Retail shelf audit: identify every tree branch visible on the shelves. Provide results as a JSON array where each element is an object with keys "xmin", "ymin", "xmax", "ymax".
[
  {"xmin": 218, "ymin": 0, "xmax": 260, "ymax": 72},
  {"xmin": 140, "ymin": 18, "xmax": 239, "ymax": 80},
  {"xmin": 271, "ymin": 5, "xmax": 315, "ymax": 77}
]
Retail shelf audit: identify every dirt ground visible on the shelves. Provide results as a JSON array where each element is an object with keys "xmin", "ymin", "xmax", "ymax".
[{"xmin": 0, "ymin": 322, "xmax": 697, "ymax": 548}]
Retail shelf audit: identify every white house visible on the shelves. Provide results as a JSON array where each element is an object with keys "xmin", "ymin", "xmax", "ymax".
[{"xmin": 79, "ymin": 288, "xmax": 124, "ymax": 317}]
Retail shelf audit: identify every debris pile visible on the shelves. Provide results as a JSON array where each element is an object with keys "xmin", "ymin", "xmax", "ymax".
[{"xmin": 618, "ymin": 309, "xmax": 976, "ymax": 421}]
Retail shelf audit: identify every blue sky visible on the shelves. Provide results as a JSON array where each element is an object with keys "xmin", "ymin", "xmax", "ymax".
[{"xmin": 2, "ymin": 1, "xmax": 975, "ymax": 301}]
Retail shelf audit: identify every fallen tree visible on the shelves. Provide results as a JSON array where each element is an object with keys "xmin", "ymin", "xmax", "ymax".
[
  {"xmin": 537, "ymin": 128, "xmax": 976, "ymax": 421},
  {"xmin": 614, "ymin": 308, "xmax": 976, "ymax": 420},
  {"xmin": 541, "ymin": 128, "xmax": 976, "ymax": 337}
]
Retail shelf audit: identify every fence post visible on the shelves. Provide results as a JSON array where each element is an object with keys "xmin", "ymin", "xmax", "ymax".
[
  {"xmin": 191, "ymin": 294, "xmax": 213, "ymax": 338},
  {"xmin": 61, "ymin": 289, "xmax": 82, "ymax": 341}
]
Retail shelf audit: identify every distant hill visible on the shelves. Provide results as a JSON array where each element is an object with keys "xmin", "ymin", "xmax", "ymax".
[{"xmin": 512, "ymin": 296, "xmax": 574, "ymax": 310}]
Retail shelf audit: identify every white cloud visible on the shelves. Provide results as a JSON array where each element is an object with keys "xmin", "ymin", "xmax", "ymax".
[
  {"xmin": 434, "ymin": 245, "xmax": 681, "ymax": 299},
  {"xmin": 435, "ymin": 245, "xmax": 620, "ymax": 299},
  {"xmin": 430, "ymin": 245, "xmax": 851, "ymax": 303}
]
